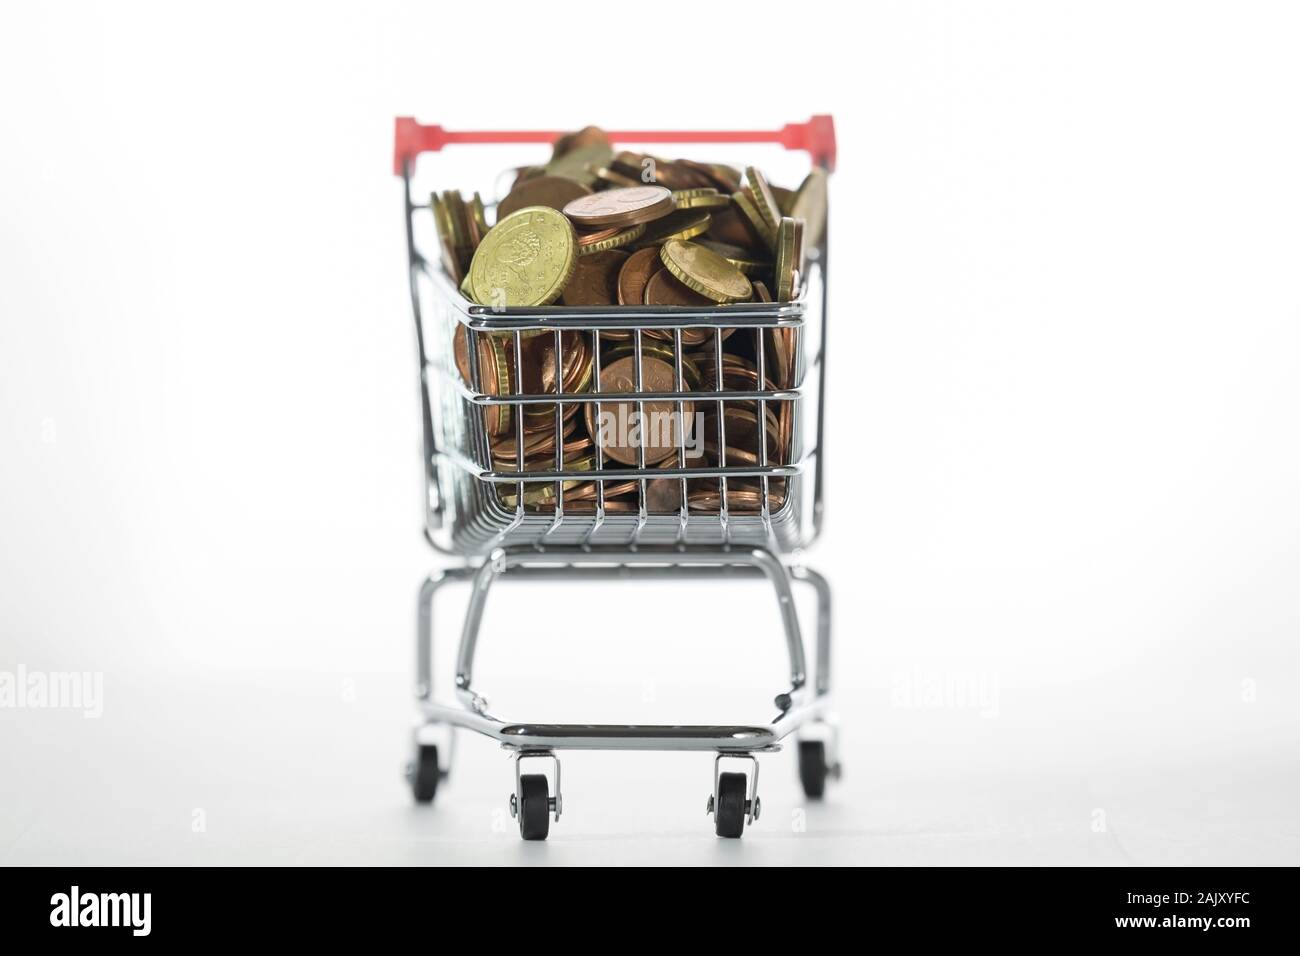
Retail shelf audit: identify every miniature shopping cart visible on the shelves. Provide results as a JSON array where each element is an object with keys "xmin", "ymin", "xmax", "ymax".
[{"xmin": 394, "ymin": 117, "xmax": 838, "ymax": 839}]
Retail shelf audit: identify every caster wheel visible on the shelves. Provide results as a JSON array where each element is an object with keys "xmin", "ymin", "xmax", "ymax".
[
  {"xmin": 714, "ymin": 772, "xmax": 748, "ymax": 838},
  {"xmin": 518, "ymin": 774, "xmax": 551, "ymax": 841},
  {"xmin": 798, "ymin": 740, "xmax": 830, "ymax": 799},
  {"xmin": 411, "ymin": 744, "xmax": 440, "ymax": 804}
]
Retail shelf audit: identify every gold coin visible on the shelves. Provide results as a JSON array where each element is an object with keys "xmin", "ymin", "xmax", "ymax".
[
  {"xmin": 442, "ymin": 190, "xmax": 471, "ymax": 269},
  {"xmin": 469, "ymin": 193, "xmax": 490, "ymax": 242},
  {"xmin": 659, "ymin": 240, "xmax": 752, "ymax": 303},
  {"xmin": 792, "ymin": 217, "xmax": 806, "ymax": 286},
  {"xmin": 638, "ymin": 210, "xmax": 711, "ymax": 245},
  {"xmin": 563, "ymin": 185, "xmax": 674, "ymax": 229},
  {"xmin": 430, "ymin": 192, "xmax": 463, "ymax": 284},
  {"xmin": 792, "ymin": 167, "xmax": 828, "ymax": 249},
  {"xmin": 468, "ymin": 206, "xmax": 577, "ymax": 308},
  {"xmin": 671, "ymin": 188, "xmax": 730, "ymax": 210},
  {"xmin": 774, "ymin": 216, "xmax": 797, "ymax": 301},
  {"xmin": 496, "ymin": 175, "xmax": 593, "ymax": 220},
  {"xmin": 744, "ymin": 167, "xmax": 782, "ymax": 232},
  {"xmin": 577, "ymin": 222, "xmax": 645, "ymax": 255},
  {"xmin": 698, "ymin": 239, "xmax": 768, "ymax": 276},
  {"xmin": 731, "ymin": 189, "xmax": 776, "ymax": 250},
  {"xmin": 545, "ymin": 143, "xmax": 613, "ymax": 186},
  {"xmin": 499, "ymin": 454, "xmax": 595, "ymax": 508}
]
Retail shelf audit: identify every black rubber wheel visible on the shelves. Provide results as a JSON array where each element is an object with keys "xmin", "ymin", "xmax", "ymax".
[
  {"xmin": 714, "ymin": 772, "xmax": 748, "ymax": 838},
  {"xmin": 518, "ymin": 774, "xmax": 551, "ymax": 841},
  {"xmin": 411, "ymin": 744, "xmax": 440, "ymax": 804},
  {"xmin": 798, "ymin": 740, "xmax": 829, "ymax": 799}
]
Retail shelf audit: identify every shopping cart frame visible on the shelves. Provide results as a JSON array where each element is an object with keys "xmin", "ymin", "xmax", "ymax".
[{"xmin": 396, "ymin": 118, "xmax": 839, "ymax": 840}]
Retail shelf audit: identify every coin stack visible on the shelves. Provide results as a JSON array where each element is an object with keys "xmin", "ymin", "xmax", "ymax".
[{"xmin": 434, "ymin": 126, "xmax": 827, "ymax": 514}]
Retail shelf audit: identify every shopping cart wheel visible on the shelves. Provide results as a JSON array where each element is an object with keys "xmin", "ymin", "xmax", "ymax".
[
  {"xmin": 517, "ymin": 774, "xmax": 550, "ymax": 841},
  {"xmin": 714, "ymin": 772, "xmax": 748, "ymax": 839},
  {"xmin": 409, "ymin": 744, "xmax": 440, "ymax": 804},
  {"xmin": 798, "ymin": 740, "xmax": 830, "ymax": 799}
]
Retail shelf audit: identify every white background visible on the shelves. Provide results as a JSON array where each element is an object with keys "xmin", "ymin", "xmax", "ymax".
[{"xmin": 2, "ymin": 0, "xmax": 1298, "ymax": 864}]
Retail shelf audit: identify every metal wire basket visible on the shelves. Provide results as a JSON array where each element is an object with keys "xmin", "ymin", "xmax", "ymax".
[{"xmin": 396, "ymin": 118, "xmax": 839, "ymax": 840}]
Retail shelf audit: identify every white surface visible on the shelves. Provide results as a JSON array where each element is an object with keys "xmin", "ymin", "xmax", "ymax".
[{"xmin": 2, "ymin": 0, "xmax": 1299, "ymax": 865}]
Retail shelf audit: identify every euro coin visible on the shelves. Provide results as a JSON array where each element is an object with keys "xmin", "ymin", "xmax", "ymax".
[
  {"xmin": 659, "ymin": 240, "xmax": 752, "ymax": 303},
  {"xmin": 744, "ymin": 167, "xmax": 782, "ymax": 232},
  {"xmin": 774, "ymin": 216, "xmax": 797, "ymax": 301},
  {"xmin": 792, "ymin": 167, "xmax": 828, "ymax": 248},
  {"xmin": 638, "ymin": 209, "xmax": 712, "ymax": 245},
  {"xmin": 563, "ymin": 185, "xmax": 674, "ymax": 229},
  {"xmin": 732, "ymin": 189, "xmax": 776, "ymax": 249},
  {"xmin": 452, "ymin": 326, "xmax": 512, "ymax": 435},
  {"xmin": 560, "ymin": 249, "xmax": 629, "ymax": 307},
  {"xmin": 468, "ymin": 206, "xmax": 577, "ymax": 307},
  {"xmin": 584, "ymin": 355, "xmax": 694, "ymax": 466},
  {"xmin": 577, "ymin": 222, "xmax": 645, "ymax": 255},
  {"xmin": 616, "ymin": 247, "xmax": 662, "ymax": 307},
  {"xmin": 496, "ymin": 175, "xmax": 593, "ymax": 220},
  {"xmin": 671, "ymin": 188, "xmax": 730, "ymax": 210}
]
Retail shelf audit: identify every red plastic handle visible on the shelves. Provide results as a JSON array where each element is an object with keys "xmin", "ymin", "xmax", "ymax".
[{"xmin": 393, "ymin": 115, "xmax": 836, "ymax": 175}]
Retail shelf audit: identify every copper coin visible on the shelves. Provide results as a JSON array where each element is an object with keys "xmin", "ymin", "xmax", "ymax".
[
  {"xmin": 651, "ymin": 161, "xmax": 708, "ymax": 190},
  {"xmin": 609, "ymin": 151, "xmax": 650, "ymax": 180},
  {"xmin": 700, "ymin": 406, "xmax": 781, "ymax": 466},
  {"xmin": 677, "ymin": 159, "xmax": 741, "ymax": 193},
  {"xmin": 516, "ymin": 331, "xmax": 590, "ymax": 394},
  {"xmin": 551, "ymin": 125, "xmax": 610, "ymax": 159},
  {"xmin": 518, "ymin": 331, "xmax": 593, "ymax": 430},
  {"xmin": 496, "ymin": 175, "xmax": 593, "ymax": 220},
  {"xmin": 575, "ymin": 225, "xmax": 621, "ymax": 248},
  {"xmin": 559, "ymin": 249, "xmax": 628, "ymax": 306},
  {"xmin": 707, "ymin": 204, "xmax": 764, "ymax": 250},
  {"xmin": 491, "ymin": 418, "xmax": 592, "ymax": 468},
  {"xmin": 452, "ymin": 327, "xmax": 511, "ymax": 436},
  {"xmin": 643, "ymin": 270, "xmax": 729, "ymax": 346},
  {"xmin": 617, "ymin": 247, "xmax": 662, "ymax": 306},
  {"xmin": 577, "ymin": 222, "xmax": 644, "ymax": 255},
  {"xmin": 563, "ymin": 185, "xmax": 674, "ymax": 229},
  {"xmin": 643, "ymin": 268, "xmax": 714, "ymax": 307},
  {"xmin": 687, "ymin": 482, "xmax": 786, "ymax": 514},
  {"xmin": 559, "ymin": 496, "xmax": 641, "ymax": 514},
  {"xmin": 599, "ymin": 341, "xmax": 704, "ymax": 389},
  {"xmin": 584, "ymin": 355, "xmax": 694, "ymax": 466},
  {"xmin": 565, "ymin": 475, "xmax": 641, "ymax": 502},
  {"xmin": 591, "ymin": 166, "xmax": 642, "ymax": 188}
]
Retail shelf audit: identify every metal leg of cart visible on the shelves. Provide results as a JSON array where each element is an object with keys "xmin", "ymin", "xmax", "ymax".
[{"xmin": 408, "ymin": 546, "xmax": 836, "ymax": 840}]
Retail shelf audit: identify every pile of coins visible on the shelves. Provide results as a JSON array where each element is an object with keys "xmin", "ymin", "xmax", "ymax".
[{"xmin": 434, "ymin": 126, "xmax": 827, "ymax": 514}]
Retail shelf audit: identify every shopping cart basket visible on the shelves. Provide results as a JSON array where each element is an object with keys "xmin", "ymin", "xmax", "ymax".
[{"xmin": 395, "ymin": 117, "xmax": 838, "ymax": 839}]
